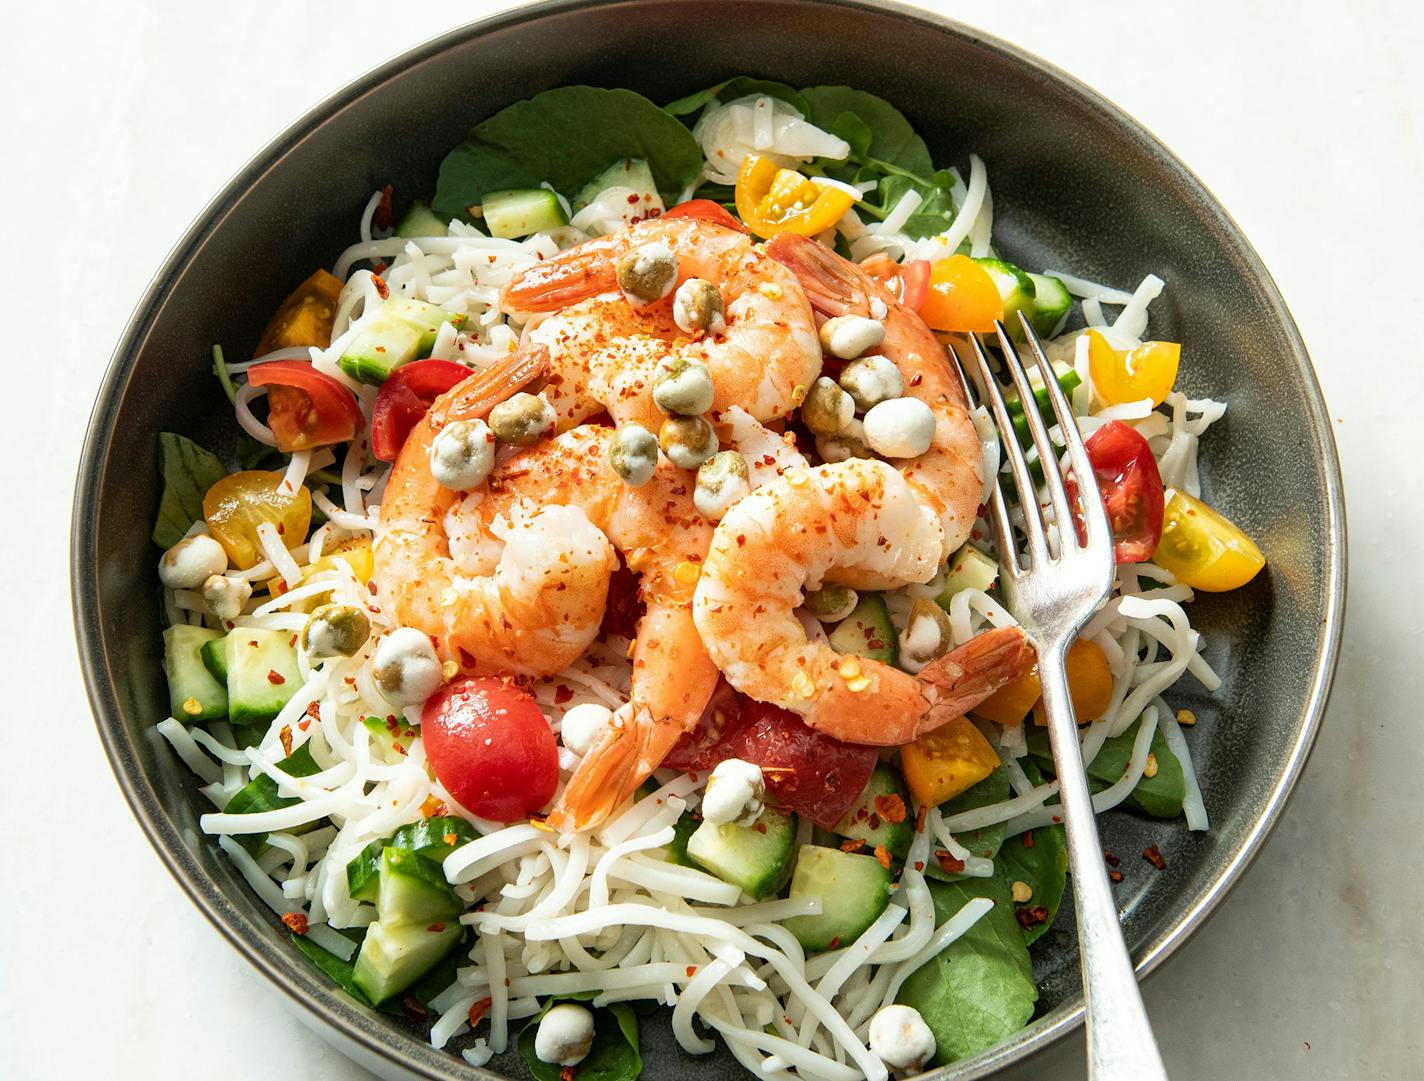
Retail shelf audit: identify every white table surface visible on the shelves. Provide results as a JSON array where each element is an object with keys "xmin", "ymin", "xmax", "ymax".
[{"xmin": 4, "ymin": 1, "xmax": 1419, "ymax": 1078}]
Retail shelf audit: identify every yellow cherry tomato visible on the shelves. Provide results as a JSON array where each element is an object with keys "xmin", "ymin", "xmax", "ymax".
[
  {"xmin": 734, "ymin": 155, "xmax": 856, "ymax": 239},
  {"xmin": 900, "ymin": 714, "xmax": 1001, "ymax": 806},
  {"xmin": 1087, "ymin": 330, "xmax": 1180, "ymax": 407},
  {"xmin": 1033, "ymin": 639, "xmax": 1114, "ymax": 726},
  {"xmin": 1152, "ymin": 489, "xmax": 1265, "ymax": 591},
  {"xmin": 271, "ymin": 536, "xmax": 373, "ymax": 602},
  {"xmin": 973, "ymin": 663, "xmax": 1042, "ymax": 726},
  {"xmin": 919, "ymin": 255, "xmax": 1004, "ymax": 333},
  {"xmin": 203, "ymin": 470, "xmax": 312, "ymax": 570},
  {"xmin": 255, "ymin": 269, "xmax": 344, "ymax": 356}
]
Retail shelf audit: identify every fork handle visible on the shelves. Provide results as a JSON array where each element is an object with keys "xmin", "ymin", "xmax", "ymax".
[{"xmin": 1037, "ymin": 644, "xmax": 1170, "ymax": 1081}]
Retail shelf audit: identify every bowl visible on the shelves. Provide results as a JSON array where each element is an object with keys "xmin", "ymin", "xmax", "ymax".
[{"xmin": 71, "ymin": 1, "xmax": 1346, "ymax": 1077}]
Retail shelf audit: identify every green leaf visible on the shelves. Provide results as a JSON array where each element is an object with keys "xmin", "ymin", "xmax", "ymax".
[
  {"xmin": 799, "ymin": 86, "xmax": 935, "ymax": 178},
  {"xmin": 665, "ymin": 77, "xmax": 810, "ymax": 120},
  {"xmin": 152, "ymin": 433, "xmax": 225, "ymax": 548},
  {"xmin": 519, "ymin": 1002, "xmax": 641, "ymax": 1081},
  {"xmin": 433, "ymin": 87, "xmax": 704, "ymax": 218},
  {"xmin": 996, "ymin": 762, "xmax": 1068, "ymax": 945},
  {"xmin": 290, "ymin": 931, "xmax": 370, "ymax": 1004},
  {"xmin": 876, "ymin": 170, "xmax": 958, "ymax": 239},
  {"xmin": 225, "ymin": 742, "xmax": 321, "ymax": 853},
  {"xmin": 212, "ymin": 344, "xmax": 237, "ymax": 405},
  {"xmin": 1027, "ymin": 714, "xmax": 1186, "ymax": 818},
  {"xmin": 925, "ymin": 767, "xmax": 1010, "ymax": 881},
  {"xmin": 828, "ymin": 111, "xmax": 873, "ymax": 158},
  {"xmin": 898, "ymin": 876, "xmax": 1037, "ymax": 1065}
]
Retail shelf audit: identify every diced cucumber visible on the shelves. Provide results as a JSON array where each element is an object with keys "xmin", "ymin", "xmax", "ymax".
[
  {"xmin": 828, "ymin": 593, "xmax": 897, "ymax": 666},
  {"xmin": 352, "ymin": 919, "xmax": 462, "ymax": 1005},
  {"xmin": 346, "ymin": 839, "xmax": 385, "ymax": 904},
  {"xmin": 163, "ymin": 625, "xmax": 227, "ymax": 723},
  {"xmin": 383, "ymin": 297, "xmax": 463, "ymax": 353},
  {"xmin": 395, "ymin": 201, "xmax": 448, "ymax": 238},
  {"xmin": 376, "ymin": 846, "xmax": 461, "ymax": 924},
  {"xmin": 225, "ymin": 628, "xmax": 302, "ymax": 727},
  {"xmin": 199, "ymin": 636, "xmax": 228, "ymax": 683},
  {"xmin": 686, "ymin": 809, "xmax": 796, "ymax": 900},
  {"xmin": 975, "ymin": 258, "xmax": 1037, "ymax": 339},
  {"xmin": 482, "ymin": 188, "xmax": 568, "ymax": 239},
  {"xmin": 337, "ymin": 298, "xmax": 465, "ymax": 385},
  {"xmin": 391, "ymin": 816, "xmax": 478, "ymax": 863},
  {"xmin": 362, "ymin": 715, "xmax": 417, "ymax": 757},
  {"xmin": 833, "ymin": 767, "xmax": 913, "ymax": 858},
  {"xmin": 784, "ymin": 845, "xmax": 892, "ymax": 952},
  {"xmin": 1026, "ymin": 273, "xmax": 1071, "ymax": 337},
  {"xmin": 937, "ymin": 545, "xmax": 1000, "ymax": 607},
  {"xmin": 573, "ymin": 159, "xmax": 660, "ymax": 212}
]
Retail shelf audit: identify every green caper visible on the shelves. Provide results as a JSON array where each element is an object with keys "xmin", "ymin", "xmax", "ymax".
[
  {"xmin": 838, "ymin": 355, "xmax": 904, "ymax": 411},
  {"xmin": 658, "ymin": 415, "xmax": 719, "ymax": 469},
  {"xmin": 609, "ymin": 423, "xmax": 659, "ymax": 486},
  {"xmin": 673, "ymin": 278, "xmax": 726, "ymax": 335},
  {"xmin": 616, "ymin": 242, "xmax": 678, "ymax": 305},
  {"xmin": 694, "ymin": 450, "xmax": 751, "ymax": 521},
  {"xmin": 800, "ymin": 376, "xmax": 854, "ymax": 436},
  {"xmin": 301, "ymin": 603, "xmax": 371, "ymax": 659},
  {"xmin": 899, "ymin": 597, "xmax": 954, "ymax": 673},
  {"xmin": 652, "ymin": 356, "xmax": 716, "ymax": 416},
  {"xmin": 804, "ymin": 585, "xmax": 858, "ymax": 623},
  {"xmin": 488, "ymin": 392, "xmax": 554, "ymax": 446}
]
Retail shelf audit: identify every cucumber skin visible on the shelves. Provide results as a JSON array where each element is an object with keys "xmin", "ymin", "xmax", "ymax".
[
  {"xmin": 833, "ymin": 767, "xmax": 913, "ymax": 858},
  {"xmin": 346, "ymin": 840, "xmax": 384, "ymax": 904},
  {"xmin": 483, "ymin": 188, "xmax": 569, "ymax": 239},
  {"xmin": 199, "ymin": 636, "xmax": 228, "ymax": 683},
  {"xmin": 784, "ymin": 845, "xmax": 892, "ymax": 952},
  {"xmin": 396, "ymin": 201, "xmax": 448, "ymax": 238},
  {"xmin": 352, "ymin": 920, "xmax": 462, "ymax": 1005}
]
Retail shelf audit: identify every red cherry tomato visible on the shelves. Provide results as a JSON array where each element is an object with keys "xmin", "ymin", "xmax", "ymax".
[
  {"xmin": 370, "ymin": 359, "xmax": 472, "ymax": 462},
  {"xmin": 858, "ymin": 255, "xmax": 931, "ymax": 312},
  {"xmin": 662, "ymin": 680, "xmax": 744, "ymax": 772},
  {"xmin": 422, "ymin": 676, "xmax": 559, "ymax": 823},
  {"xmin": 662, "ymin": 199, "xmax": 749, "ymax": 234},
  {"xmin": 246, "ymin": 361, "xmax": 362, "ymax": 452},
  {"xmin": 1068, "ymin": 420, "xmax": 1166, "ymax": 564}
]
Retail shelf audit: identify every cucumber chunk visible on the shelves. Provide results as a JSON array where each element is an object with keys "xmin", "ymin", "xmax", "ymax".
[
  {"xmin": 663, "ymin": 809, "xmax": 700, "ymax": 868},
  {"xmin": 224, "ymin": 628, "xmax": 302, "ymax": 727},
  {"xmin": 686, "ymin": 809, "xmax": 796, "ymax": 900},
  {"xmin": 573, "ymin": 159, "xmax": 659, "ymax": 212},
  {"xmin": 937, "ymin": 546, "xmax": 1000, "ymax": 607},
  {"xmin": 337, "ymin": 298, "xmax": 465, "ymax": 384},
  {"xmin": 163, "ymin": 625, "xmax": 227, "ymax": 722},
  {"xmin": 395, "ymin": 201, "xmax": 448, "ymax": 238},
  {"xmin": 391, "ymin": 816, "xmax": 478, "ymax": 863},
  {"xmin": 199, "ymin": 636, "xmax": 228, "ymax": 683},
  {"xmin": 376, "ymin": 846, "xmax": 461, "ymax": 924},
  {"xmin": 346, "ymin": 840, "xmax": 384, "ymax": 904},
  {"xmin": 784, "ymin": 844, "xmax": 892, "ymax": 952},
  {"xmin": 1026, "ymin": 273, "xmax": 1071, "ymax": 337},
  {"xmin": 833, "ymin": 767, "xmax": 913, "ymax": 858},
  {"xmin": 482, "ymin": 188, "xmax": 569, "ymax": 239},
  {"xmin": 974, "ymin": 258, "xmax": 1037, "ymax": 339},
  {"xmin": 828, "ymin": 593, "xmax": 897, "ymax": 665},
  {"xmin": 352, "ymin": 919, "xmax": 462, "ymax": 1005}
]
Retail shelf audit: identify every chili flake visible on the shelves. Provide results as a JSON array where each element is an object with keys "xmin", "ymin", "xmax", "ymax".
[
  {"xmin": 1142, "ymin": 843, "xmax": 1166, "ymax": 870},
  {"xmin": 934, "ymin": 850, "xmax": 965, "ymax": 874},
  {"xmin": 840, "ymin": 839, "xmax": 866, "ymax": 853},
  {"xmin": 279, "ymin": 724, "xmax": 293, "ymax": 757},
  {"xmin": 281, "ymin": 912, "xmax": 309, "ymax": 935},
  {"xmin": 874, "ymin": 793, "xmax": 907, "ymax": 824},
  {"xmin": 267, "ymin": 669, "xmax": 286, "ymax": 686},
  {"xmin": 1014, "ymin": 905, "xmax": 1049, "ymax": 930},
  {"xmin": 874, "ymin": 845, "xmax": 892, "ymax": 870},
  {"xmin": 468, "ymin": 997, "xmax": 493, "ymax": 1027}
]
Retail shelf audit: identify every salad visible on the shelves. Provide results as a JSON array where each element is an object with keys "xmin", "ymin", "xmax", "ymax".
[{"xmin": 152, "ymin": 79, "xmax": 1265, "ymax": 1079}]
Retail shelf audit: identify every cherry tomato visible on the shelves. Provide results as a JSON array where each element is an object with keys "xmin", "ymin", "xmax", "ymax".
[
  {"xmin": 203, "ymin": 470, "xmax": 312, "ymax": 570},
  {"xmin": 859, "ymin": 254, "xmax": 931, "ymax": 312},
  {"xmin": 662, "ymin": 680, "xmax": 744, "ymax": 772},
  {"xmin": 422, "ymin": 677, "xmax": 559, "ymax": 823},
  {"xmin": 662, "ymin": 199, "xmax": 748, "ymax": 233},
  {"xmin": 735, "ymin": 155, "xmax": 856, "ymax": 240},
  {"xmin": 1152, "ymin": 489, "xmax": 1265, "ymax": 591},
  {"xmin": 247, "ymin": 361, "xmax": 363, "ymax": 453},
  {"xmin": 1087, "ymin": 331, "xmax": 1180, "ymax": 407},
  {"xmin": 370, "ymin": 359, "xmax": 472, "ymax": 462},
  {"xmin": 919, "ymin": 255, "xmax": 1004, "ymax": 333},
  {"xmin": 255, "ymin": 269, "xmax": 343, "ymax": 355},
  {"xmin": 1068, "ymin": 420, "xmax": 1165, "ymax": 564}
]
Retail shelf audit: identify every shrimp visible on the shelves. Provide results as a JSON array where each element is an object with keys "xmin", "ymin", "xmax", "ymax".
[
  {"xmin": 502, "ymin": 217, "xmax": 823, "ymax": 430},
  {"xmin": 766, "ymin": 234, "xmax": 984, "ymax": 565},
  {"xmin": 692, "ymin": 458, "xmax": 1032, "ymax": 745}
]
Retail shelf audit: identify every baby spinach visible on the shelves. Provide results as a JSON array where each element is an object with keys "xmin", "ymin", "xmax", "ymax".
[
  {"xmin": 665, "ymin": 76, "xmax": 809, "ymax": 120},
  {"xmin": 518, "ymin": 1002, "xmax": 641, "ymax": 1081},
  {"xmin": 1028, "ymin": 715, "xmax": 1186, "ymax": 818},
  {"xmin": 897, "ymin": 875, "xmax": 1037, "ymax": 1065},
  {"xmin": 925, "ymin": 766, "xmax": 1010, "ymax": 882},
  {"xmin": 433, "ymin": 87, "xmax": 703, "ymax": 218},
  {"xmin": 875, "ymin": 170, "xmax": 959, "ymax": 239},
  {"xmin": 997, "ymin": 762, "xmax": 1068, "ymax": 945},
  {"xmin": 152, "ymin": 432, "xmax": 225, "ymax": 549}
]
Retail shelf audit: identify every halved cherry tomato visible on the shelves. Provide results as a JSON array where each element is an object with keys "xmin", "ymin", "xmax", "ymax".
[
  {"xmin": 1152, "ymin": 489, "xmax": 1265, "ymax": 591},
  {"xmin": 247, "ymin": 361, "xmax": 362, "ymax": 453},
  {"xmin": 1032, "ymin": 639, "xmax": 1114, "ymax": 726},
  {"xmin": 203, "ymin": 470, "xmax": 312, "ymax": 569},
  {"xmin": 973, "ymin": 664, "xmax": 1042, "ymax": 726},
  {"xmin": 859, "ymin": 254, "xmax": 931, "ymax": 312},
  {"xmin": 422, "ymin": 676, "xmax": 559, "ymax": 823},
  {"xmin": 734, "ymin": 155, "xmax": 856, "ymax": 240},
  {"xmin": 370, "ymin": 359, "xmax": 473, "ymax": 462},
  {"xmin": 1087, "ymin": 331, "xmax": 1180, "ymax": 407},
  {"xmin": 662, "ymin": 199, "xmax": 748, "ymax": 233},
  {"xmin": 900, "ymin": 714, "xmax": 1000, "ymax": 806},
  {"xmin": 919, "ymin": 255, "xmax": 1004, "ymax": 333},
  {"xmin": 662, "ymin": 679, "xmax": 744, "ymax": 772},
  {"xmin": 1068, "ymin": 420, "xmax": 1165, "ymax": 564},
  {"xmin": 271, "ymin": 536, "xmax": 373, "ymax": 601},
  {"xmin": 255, "ymin": 269, "xmax": 344, "ymax": 356}
]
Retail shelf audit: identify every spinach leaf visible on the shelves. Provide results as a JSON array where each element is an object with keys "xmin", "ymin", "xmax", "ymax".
[
  {"xmin": 799, "ymin": 86, "xmax": 935, "ymax": 179},
  {"xmin": 875, "ymin": 170, "xmax": 958, "ymax": 239},
  {"xmin": 290, "ymin": 931, "xmax": 370, "ymax": 1004},
  {"xmin": 518, "ymin": 1002, "xmax": 641, "ymax": 1081},
  {"xmin": 665, "ymin": 77, "xmax": 809, "ymax": 120},
  {"xmin": 152, "ymin": 432, "xmax": 225, "ymax": 548},
  {"xmin": 433, "ymin": 87, "xmax": 703, "ymax": 217},
  {"xmin": 897, "ymin": 875, "xmax": 1037, "ymax": 1065},
  {"xmin": 997, "ymin": 762, "xmax": 1067, "ymax": 945},
  {"xmin": 1027, "ymin": 715, "xmax": 1185, "ymax": 818},
  {"xmin": 925, "ymin": 766, "xmax": 1010, "ymax": 882},
  {"xmin": 828, "ymin": 111, "xmax": 873, "ymax": 158}
]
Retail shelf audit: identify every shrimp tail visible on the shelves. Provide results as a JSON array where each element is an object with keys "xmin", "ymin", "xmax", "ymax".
[
  {"xmin": 547, "ymin": 709, "xmax": 663, "ymax": 831},
  {"xmin": 500, "ymin": 236, "xmax": 621, "ymax": 315},
  {"xmin": 766, "ymin": 233, "xmax": 875, "ymax": 318},
  {"xmin": 914, "ymin": 625, "xmax": 1036, "ymax": 738}
]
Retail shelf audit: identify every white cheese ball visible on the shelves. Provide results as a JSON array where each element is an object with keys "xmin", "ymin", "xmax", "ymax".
[
  {"xmin": 201, "ymin": 574, "xmax": 252, "ymax": 622},
  {"xmin": 701, "ymin": 757, "xmax": 765, "ymax": 827},
  {"xmin": 534, "ymin": 1003, "xmax": 596, "ymax": 1067},
  {"xmin": 560, "ymin": 702, "xmax": 613, "ymax": 757},
  {"xmin": 371, "ymin": 627, "xmax": 444, "ymax": 707},
  {"xmin": 863, "ymin": 397, "xmax": 936, "ymax": 459},
  {"xmin": 429, "ymin": 418, "xmax": 496, "ymax": 491},
  {"xmin": 818, "ymin": 314, "xmax": 885, "ymax": 360},
  {"xmin": 158, "ymin": 534, "xmax": 228, "ymax": 590},
  {"xmin": 869, "ymin": 1004, "xmax": 936, "ymax": 1073},
  {"xmin": 838, "ymin": 355, "xmax": 904, "ymax": 411},
  {"xmin": 694, "ymin": 450, "xmax": 751, "ymax": 521}
]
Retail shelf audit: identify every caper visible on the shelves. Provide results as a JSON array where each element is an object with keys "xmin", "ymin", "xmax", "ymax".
[
  {"xmin": 804, "ymin": 585, "xmax": 858, "ymax": 623},
  {"xmin": 616, "ymin": 241, "xmax": 678, "ymax": 306},
  {"xmin": 658, "ymin": 415, "xmax": 719, "ymax": 470},
  {"xmin": 371, "ymin": 627, "xmax": 444, "ymax": 707},
  {"xmin": 301, "ymin": 603, "xmax": 371, "ymax": 660},
  {"xmin": 488, "ymin": 392, "xmax": 554, "ymax": 447},
  {"xmin": 693, "ymin": 450, "xmax": 751, "ymax": 521},
  {"xmin": 201, "ymin": 574, "xmax": 252, "ymax": 622},
  {"xmin": 898, "ymin": 597, "xmax": 954, "ymax": 674},
  {"xmin": 815, "ymin": 418, "xmax": 873, "ymax": 463},
  {"xmin": 652, "ymin": 356, "xmax": 716, "ymax": 416},
  {"xmin": 800, "ymin": 376, "xmax": 855, "ymax": 436},
  {"xmin": 672, "ymin": 278, "xmax": 726, "ymax": 335},
  {"xmin": 608, "ymin": 423, "xmax": 659, "ymax": 486},
  {"xmin": 429, "ymin": 418, "xmax": 496, "ymax": 491},
  {"xmin": 839, "ymin": 355, "xmax": 904, "ymax": 411}
]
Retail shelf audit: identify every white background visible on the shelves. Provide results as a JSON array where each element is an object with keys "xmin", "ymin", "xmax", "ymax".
[{"xmin": 2, "ymin": 1, "xmax": 1419, "ymax": 1078}]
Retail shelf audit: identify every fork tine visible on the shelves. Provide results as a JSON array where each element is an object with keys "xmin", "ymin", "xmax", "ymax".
[
  {"xmin": 963, "ymin": 332, "xmax": 1050, "ymax": 571},
  {"xmin": 1016, "ymin": 311, "xmax": 1114, "ymax": 554},
  {"xmin": 993, "ymin": 320, "xmax": 1076, "ymax": 557},
  {"xmin": 946, "ymin": 343, "xmax": 1021, "ymax": 577}
]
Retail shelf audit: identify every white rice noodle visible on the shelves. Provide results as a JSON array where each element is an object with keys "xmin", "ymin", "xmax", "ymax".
[
  {"xmin": 1112, "ymin": 273, "xmax": 1165, "ymax": 342},
  {"xmin": 875, "ymin": 897, "xmax": 995, "ymax": 1011},
  {"xmin": 155, "ymin": 719, "xmax": 222, "ymax": 784},
  {"xmin": 1041, "ymin": 270, "xmax": 1136, "ymax": 305},
  {"xmin": 234, "ymin": 383, "xmax": 278, "ymax": 447},
  {"xmin": 673, "ymin": 946, "xmax": 751, "ymax": 1053},
  {"xmin": 282, "ymin": 449, "xmax": 312, "ymax": 496},
  {"xmin": 1156, "ymin": 698, "xmax": 1210, "ymax": 831},
  {"xmin": 968, "ymin": 182, "xmax": 994, "ymax": 258},
  {"xmin": 482, "ymin": 928, "xmax": 509, "ymax": 1053},
  {"xmin": 445, "ymin": 824, "xmax": 547, "ymax": 884},
  {"xmin": 922, "ymin": 154, "xmax": 986, "ymax": 261},
  {"xmin": 218, "ymin": 835, "xmax": 302, "ymax": 916},
  {"xmin": 255, "ymin": 522, "xmax": 303, "ymax": 589}
]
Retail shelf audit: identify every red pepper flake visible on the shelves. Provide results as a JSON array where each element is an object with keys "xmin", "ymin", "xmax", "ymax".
[
  {"xmin": 279, "ymin": 725, "xmax": 293, "ymax": 757},
  {"xmin": 504, "ymin": 978, "xmax": 511, "ymax": 988},
  {"xmin": 468, "ymin": 997, "xmax": 493, "ymax": 1028},
  {"xmin": 305, "ymin": 701, "xmax": 321, "ymax": 721},
  {"xmin": 754, "ymin": 821, "xmax": 768, "ymax": 834},
  {"xmin": 868, "ymin": 813, "xmax": 882, "ymax": 830},
  {"xmin": 1021, "ymin": 831, "xmax": 1035, "ymax": 849},
  {"xmin": 281, "ymin": 911, "xmax": 308, "ymax": 935},
  {"xmin": 401, "ymin": 993, "xmax": 428, "ymax": 1024},
  {"xmin": 686, "ymin": 965, "xmax": 697, "ymax": 978},
  {"xmin": 913, "ymin": 860, "xmax": 925, "ymax": 872},
  {"xmin": 934, "ymin": 849, "xmax": 965, "ymax": 874},
  {"xmin": 554, "ymin": 685, "xmax": 574, "ymax": 705},
  {"xmin": 298, "ymin": 718, "xmax": 311, "ymax": 732},
  {"xmin": 1104, "ymin": 851, "xmax": 1121, "ymax": 867},
  {"xmin": 874, "ymin": 794, "xmax": 907, "ymax": 824},
  {"xmin": 443, "ymin": 833, "xmax": 458, "ymax": 846},
  {"xmin": 1015, "ymin": 905, "xmax": 1049, "ymax": 930},
  {"xmin": 914, "ymin": 803, "xmax": 927, "ymax": 833},
  {"xmin": 373, "ymin": 183, "xmax": 394, "ymax": 231},
  {"xmin": 1109, "ymin": 870, "xmax": 1124, "ymax": 883},
  {"xmin": 1142, "ymin": 844, "xmax": 1166, "ymax": 870},
  {"xmin": 840, "ymin": 839, "xmax": 866, "ymax": 853},
  {"xmin": 276, "ymin": 522, "xmax": 285, "ymax": 536},
  {"xmin": 288, "ymin": 634, "xmax": 298, "ymax": 649},
  {"xmin": 828, "ymin": 936, "xmax": 841, "ymax": 950},
  {"xmin": 267, "ymin": 669, "xmax": 286, "ymax": 686},
  {"xmin": 426, "ymin": 922, "xmax": 445, "ymax": 932},
  {"xmin": 368, "ymin": 580, "xmax": 379, "ymax": 595},
  {"xmin": 371, "ymin": 273, "xmax": 390, "ymax": 300},
  {"xmin": 560, "ymin": 1068, "xmax": 578, "ymax": 1081},
  {"xmin": 391, "ymin": 741, "xmax": 406, "ymax": 756},
  {"xmin": 874, "ymin": 845, "xmax": 892, "ymax": 870}
]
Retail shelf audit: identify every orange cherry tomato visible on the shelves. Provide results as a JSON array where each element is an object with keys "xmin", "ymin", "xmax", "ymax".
[
  {"xmin": 859, "ymin": 254, "xmax": 931, "ymax": 311},
  {"xmin": 919, "ymin": 255, "xmax": 1004, "ymax": 333},
  {"xmin": 254, "ymin": 269, "xmax": 344, "ymax": 356},
  {"xmin": 734, "ymin": 155, "xmax": 856, "ymax": 240},
  {"xmin": 203, "ymin": 470, "xmax": 312, "ymax": 570},
  {"xmin": 1032, "ymin": 639, "xmax": 1114, "ymax": 726},
  {"xmin": 900, "ymin": 715, "xmax": 1001, "ymax": 806}
]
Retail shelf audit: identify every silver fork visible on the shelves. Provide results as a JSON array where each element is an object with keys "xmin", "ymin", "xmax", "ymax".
[{"xmin": 960, "ymin": 313, "xmax": 1169, "ymax": 1081}]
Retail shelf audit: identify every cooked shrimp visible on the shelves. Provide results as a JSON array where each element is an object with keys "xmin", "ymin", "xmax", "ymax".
[
  {"xmin": 693, "ymin": 458, "xmax": 1031, "ymax": 744},
  {"xmin": 502, "ymin": 217, "xmax": 823, "ymax": 429},
  {"xmin": 767, "ymin": 234, "xmax": 983, "ymax": 563}
]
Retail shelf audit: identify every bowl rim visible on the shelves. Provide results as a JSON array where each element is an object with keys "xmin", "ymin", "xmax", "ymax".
[{"xmin": 71, "ymin": 1, "xmax": 1347, "ymax": 1077}]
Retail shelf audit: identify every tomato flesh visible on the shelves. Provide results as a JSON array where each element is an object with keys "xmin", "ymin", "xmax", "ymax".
[
  {"xmin": 247, "ymin": 360, "xmax": 363, "ymax": 452},
  {"xmin": 662, "ymin": 199, "xmax": 748, "ymax": 233},
  {"xmin": 1087, "ymin": 331, "xmax": 1180, "ymax": 407},
  {"xmin": 919, "ymin": 255, "xmax": 1004, "ymax": 333},
  {"xmin": 203, "ymin": 470, "xmax": 312, "ymax": 570},
  {"xmin": 735, "ymin": 155, "xmax": 856, "ymax": 240},
  {"xmin": 371, "ymin": 359, "xmax": 472, "ymax": 462},
  {"xmin": 859, "ymin": 255, "xmax": 931, "ymax": 312},
  {"xmin": 1069, "ymin": 420, "xmax": 1165, "ymax": 564},
  {"xmin": 422, "ymin": 677, "xmax": 559, "ymax": 823}
]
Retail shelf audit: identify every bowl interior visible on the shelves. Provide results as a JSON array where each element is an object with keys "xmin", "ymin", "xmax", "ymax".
[{"xmin": 73, "ymin": 2, "xmax": 1342, "ymax": 1078}]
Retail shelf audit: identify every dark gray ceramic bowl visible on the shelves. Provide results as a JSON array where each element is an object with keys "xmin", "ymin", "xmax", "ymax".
[{"xmin": 72, "ymin": 1, "xmax": 1345, "ymax": 1077}]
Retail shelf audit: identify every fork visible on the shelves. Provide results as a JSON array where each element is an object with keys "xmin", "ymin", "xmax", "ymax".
[{"xmin": 960, "ymin": 313, "xmax": 1170, "ymax": 1081}]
